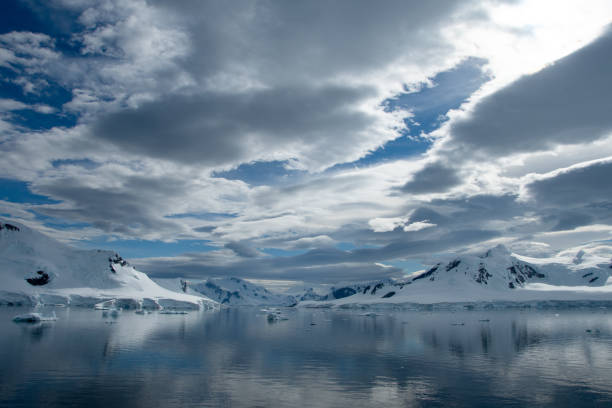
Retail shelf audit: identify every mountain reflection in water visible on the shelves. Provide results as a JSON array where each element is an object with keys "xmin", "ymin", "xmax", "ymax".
[{"xmin": 1, "ymin": 308, "xmax": 611, "ymax": 407}]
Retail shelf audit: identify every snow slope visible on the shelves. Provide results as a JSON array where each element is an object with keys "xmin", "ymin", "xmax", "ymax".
[
  {"xmin": 299, "ymin": 244, "xmax": 612, "ymax": 308},
  {"xmin": 156, "ymin": 277, "xmax": 297, "ymax": 306},
  {"xmin": 0, "ymin": 221, "xmax": 216, "ymax": 310}
]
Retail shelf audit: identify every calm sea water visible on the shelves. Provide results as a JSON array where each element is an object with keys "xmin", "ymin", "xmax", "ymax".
[{"xmin": 1, "ymin": 307, "xmax": 612, "ymax": 407}]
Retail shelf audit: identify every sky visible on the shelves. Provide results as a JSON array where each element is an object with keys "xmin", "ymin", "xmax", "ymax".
[{"xmin": 1, "ymin": 0, "xmax": 612, "ymax": 283}]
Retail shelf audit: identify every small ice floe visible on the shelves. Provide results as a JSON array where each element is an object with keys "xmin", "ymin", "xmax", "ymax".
[
  {"xmin": 266, "ymin": 312, "xmax": 288, "ymax": 322},
  {"xmin": 13, "ymin": 312, "xmax": 57, "ymax": 323},
  {"xmin": 159, "ymin": 310, "xmax": 189, "ymax": 315},
  {"xmin": 102, "ymin": 308, "xmax": 121, "ymax": 318}
]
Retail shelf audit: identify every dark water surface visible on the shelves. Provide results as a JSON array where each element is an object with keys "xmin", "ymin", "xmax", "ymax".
[{"xmin": 1, "ymin": 307, "xmax": 612, "ymax": 407}]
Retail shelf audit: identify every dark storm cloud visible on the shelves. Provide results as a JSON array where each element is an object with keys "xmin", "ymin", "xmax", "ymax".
[
  {"xmin": 400, "ymin": 162, "xmax": 462, "ymax": 194},
  {"xmin": 31, "ymin": 175, "xmax": 189, "ymax": 236},
  {"xmin": 526, "ymin": 160, "xmax": 612, "ymax": 207},
  {"xmin": 448, "ymin": 27, "xmax": 612, "ymax": 156},
  {"xmin": 224, "ymin": 241, "xmax": 260, "ymax": 258},
  {"xmin": 92, "ymin": 86, "xmax": 376, "ymax": 166},
  {"xmin": 547, "ymin": 212, "xmax": 594, "ymax": 231},
  {"xmin": 148, "ymin": 0, "xmax": 476, "ymax": 81}
]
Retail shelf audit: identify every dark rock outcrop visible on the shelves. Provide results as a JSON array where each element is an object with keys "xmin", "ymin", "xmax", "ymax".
[
  {"xmin": 332, "ymin": 287, "xmax": 357, "ymax": 299},
  {"xmin": 446, "ymin": 259, "xmax": 461, "ymax": 271},
  {"xmin": 475, "ymin": 263, "xmax": 493, "ymax": 284},
  {"xmin": 0, "ymin": 222, "xmax": 20, "ymax": 232},
  {"xmin": 413, "ymin": 264, "xmax": 440, "ymax": 282},
  {"xmin": 26, "ymin": 271, "xmax": 49, "ymax": 286}
]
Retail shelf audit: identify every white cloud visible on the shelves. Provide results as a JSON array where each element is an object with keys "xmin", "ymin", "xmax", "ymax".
[
  {"xmin": 369, "ymin": 217, "xmax": 407, "ymax": 233},
  {"xmin": 403, "ymin": 221, "xmax": 436, "ymax": 232}
]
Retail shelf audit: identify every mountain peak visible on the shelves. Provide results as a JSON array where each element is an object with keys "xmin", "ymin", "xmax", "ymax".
[{"xmin": 481, "ymin": 244, "xmax": 511, "ymax": 259}]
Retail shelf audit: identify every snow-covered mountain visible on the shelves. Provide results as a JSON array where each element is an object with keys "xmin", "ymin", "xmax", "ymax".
[
  {"xmin": 156, "ymin": 277, "xmax": 297, "ymax": 306},
  {"xmin": 299, "ymin": 244, "xmax": 612, "ymax": 308},
  {"xmin": 289, "ymin": 279, "xmax": 396, "ymax": 302},
  {"xmin": 0, "ymin": 220, "xmax": 216, "ymax": 310}
]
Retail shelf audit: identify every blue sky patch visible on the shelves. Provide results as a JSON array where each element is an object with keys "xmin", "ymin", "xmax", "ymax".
[
  {"xmin": 0, "ymin": 178, "xmax": 58, "ymax": 204},
  {"xmin": 28, "ymin": 210, "xmax": 90, "ymax": 230},
  {"xmin": 51, "ymin": 159, "xmax": 98, "ymax": 169},
  {"xmin": 0, "ymin": 0, "xmax": 84, "ymax": 56},
  {"xmin": 213, "ymin": 161, "xmax": 306, "ymax": 187},
  {"xmin": 334, "ymin": 58, "xmax": 490, "ymax": 169}
]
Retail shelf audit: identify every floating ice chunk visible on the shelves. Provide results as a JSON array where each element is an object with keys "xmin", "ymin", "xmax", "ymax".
[
  {"xmin": 266, "ymin": 312, "xmax": 288, "ymax": 322},
  {"xmin": 13, "ymin": 312, "xmax": 57, "ymax": 323}
]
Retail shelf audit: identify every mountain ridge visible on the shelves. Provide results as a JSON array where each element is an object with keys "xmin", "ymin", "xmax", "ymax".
[{"xmin": 0, "ymin": 220, "xmax": 216, "ymax": 310}]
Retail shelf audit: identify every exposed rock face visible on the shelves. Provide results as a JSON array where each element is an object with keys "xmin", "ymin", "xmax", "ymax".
[
  {"xmin": 108, "ymin": 253, "xmax": 128, "ymax": 273},
  {"xmin": 446, "ymin": 260, "xmax": 461, "ymax": 271},
  {"xmin": 332, "ymin": 287, "xmax": 356, "ymax": 299},
  {"xmin": 475, "ymin": 264, "xmax": 493, "ymax": 284},
  {"xmin": 413, "ymin": 264, "xmax": 439, "ymax": 282},
  {"xmin": 26, "ymin": 270, "xmax": 50, "ymax": 286},
  {"xmin": 506, "ymin": 262, "xmax": 546, "ymax": 288},
  {"xmin": 0, "ymin": 223, "xmax": 20, "ymax": 232}
]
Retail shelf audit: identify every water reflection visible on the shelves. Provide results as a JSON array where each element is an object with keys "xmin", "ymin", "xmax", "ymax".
[{"xmin": 1, "ymin": 308, "xmax": 611, "ymax": 407}]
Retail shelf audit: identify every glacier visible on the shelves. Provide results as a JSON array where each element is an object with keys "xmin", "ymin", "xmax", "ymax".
[{"xmin": 155, "ymin": 276, "xmax": 297, "ymax": 306}]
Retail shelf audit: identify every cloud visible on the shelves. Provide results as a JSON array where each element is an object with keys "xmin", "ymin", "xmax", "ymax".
[
  {"xmin": 446, "ymin": 27, "xmax": 612, "ymax": 157},
  {"xmin": 289, "ymin": 235, "xmax": 336, "ymax": 250},
  {"xmin": 525, "ymin": 159, "xmax": 612, "ymax": 207},
  {"xmin": 400, "ymin": 162, "xmax": 462, "ymax": 194},
  {"xmin": 403, "ymin": 221, "xmax": 436, "ymax": 232},
  {"xmin": 521, "ymin": 159, "xmax": 612, "ymax": 233},
  {"xmin": 224, "ymin": 241, "xmax": 260, "ymax": 258},
  {"xmin": 368, "ymin": 217, "xmax": 407, "ymax": 233},
  {"xmin": 368, "ymin": 217, "xmax": 436, "ymax": 233},
  {"xmin": 91, "ymin": 85, "xmax": 396, "ymax": 170},
  {"xmin": 149, "ymin": 0, "xmax": 478, "ymax": 82},
  {"xmin": 135, "ymin": 227, "xmax": 499, "ymax": 281}
]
